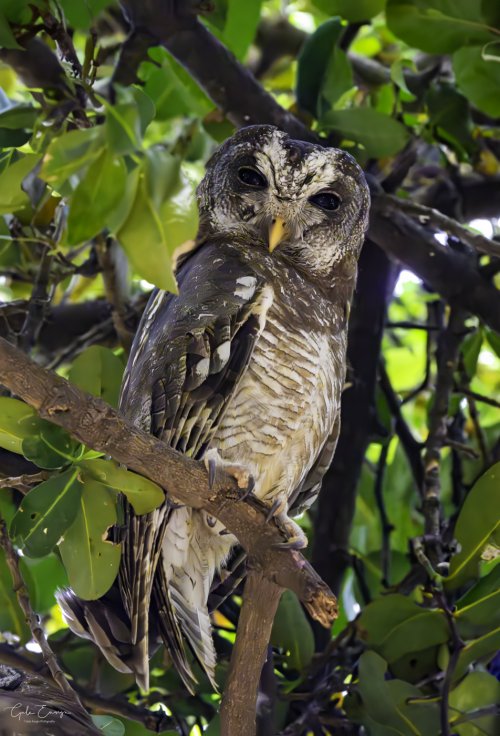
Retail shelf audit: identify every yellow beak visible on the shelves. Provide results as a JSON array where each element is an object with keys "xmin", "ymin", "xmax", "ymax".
[{"xmin": 268, "ymin": 217, "xmax": 288, "ymax": 253}]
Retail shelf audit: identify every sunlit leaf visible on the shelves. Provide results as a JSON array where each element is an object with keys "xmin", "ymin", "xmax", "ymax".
[
  {"xmin": 321, "ymin": 108, "xmax": 410, "ymax": 157},
  {"xmin": 59, "ymin": 480, "xmax": 121, "ymax": 600},
  {"xmin": 0, "ymin": 397, "xmax": 38, "ymax": 454},
  {"xmin": 78, "ymin": 458, "xmax": 164, "ymax": 515},
  {"xmin": 10, "ymin": 468, "xmax": 83, "ymax": 557},
  {"xmin": 68, "ymin": 345, "xmax": 124, "ymax": 408}
]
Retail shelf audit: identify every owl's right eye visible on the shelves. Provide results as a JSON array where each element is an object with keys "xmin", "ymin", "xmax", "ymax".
[{"xmin": 238, "ymin": 167, "xmax": 268, "ymax": 188}]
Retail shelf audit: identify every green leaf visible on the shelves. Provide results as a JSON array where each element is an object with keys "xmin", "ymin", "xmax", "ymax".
[
  {"xmin": 297, "ymin": 18, "xmax": 344, "ymax": 117},
  {"xmin": 358, "ymin": 594, "xmax": 449, "ymax": 662},
  {"xmin": 102, "ymin": 91, "xmax": 142, "ymax": 156},
  {"xmin": 66, "ymin": 151, "xmax": 127, "ymax": 245},
  {"xmin": 117, "ymin": 157, "xmax": 197, "ymax": 292},
  {"xmin": 312, "ymin": 0, "xmax": 386, "ymax": 22},
  {"xmin": 0, "ymin": 397, "xmax": 38, "ymax": 454},
  {"xmin": 0, "ymin": 104, "xmax": 38, "ymax": 129},
  {"xmin": 449, "ymin": 671, "xmax": 500, "ymax": 736},
  {"xmin": 0, "ymin": 548, "xmax": 30, "ymax": 642},
  {"xmin": 22, "ymin": 422, "xmax": 82, "ymax": 470},
  {"xmin": 68, "ymin": 345, "xmax": 124, "ymax": 408},
  {"xmin": 78, "ymin": 459, "xmax": 164, "ymax": 515},
  {"xmin": 0, "ymin": 11, "xmax": 21, "ymax": 48},
  {"xmin": 0, "ymin": 154, "xmax": 41, "ymax": 215},
  {"xmin": 345, "ymin": 651, "xmax": 440, "ymax": 736},
  {"xmin": 321, "ymin": 108, "xmax": 410, "ymax": 157},
  {"xmin": 92, "ymin": 716, "xmax": 125, "ymax": 735},
  {"xmin": 271, "ymin": 590, "xmax": 314, "ymax": 670},
  {"xmin": 59, "ymin": 0, "xmax": 115, "ymax": 31},
  {"xmin": 426, "ymin": 82, "xmax": 475, "ymax": 158},
  {"xmin": 454, "ymin": 626, "xmax": 500, "ymax": 681},
  {"xmin": 10, "ymin": 468, "xmax": 83, "ymax": 557},
  {"xmin": 446, "ymin": 463, "xmax": 500, "ymax": 590},
  {"xmin": 40, "ymin": 127, "xmax": 104, "ymax": 191},
  {"xmin": 20, "ymin": 553, "xmax": 68, "ymax": 613},
  {"xmin": 0, "ymin": 128, "xmax": 31, "ymax": 147},
  {"xmin": 59, "ymin": 480, "xmax": 121, "ymax": 600},
  {"xmin": 461, "ymin": 328, "xmax": 483, "ymax": 379},
  {"xmin": 453, "ymin": 45, "xmax": 500, "ymax": 117},
  {"xmin": 455, "ymin": 565, "xmax": 500, "ymax": 638},
  {"xmin": 386, "ymin": 0, "xmax": 496, "ymax": 54},
  {"xmin": 223, "ymin": 0, "xmax": 263, "ymax": 59}
]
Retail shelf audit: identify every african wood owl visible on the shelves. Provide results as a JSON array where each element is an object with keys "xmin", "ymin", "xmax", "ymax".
[{"xmin": 58, "ymin": 125, "xmax": 370, "ymax": 692}]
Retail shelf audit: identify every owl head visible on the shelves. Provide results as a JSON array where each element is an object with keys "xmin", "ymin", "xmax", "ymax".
[{"xmin": 197, "ymin": 125, "xmax": 370, "ymax": 281}]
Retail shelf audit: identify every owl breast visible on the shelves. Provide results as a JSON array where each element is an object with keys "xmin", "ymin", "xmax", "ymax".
[{"xmin": 212, "ymin": 294, "xmax": 346, "ymax": 506}]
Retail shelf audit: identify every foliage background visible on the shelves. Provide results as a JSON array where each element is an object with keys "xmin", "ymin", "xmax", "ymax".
[{"xmin": 0, "ymin": 0, "xmax": 499, "ymax": 734}]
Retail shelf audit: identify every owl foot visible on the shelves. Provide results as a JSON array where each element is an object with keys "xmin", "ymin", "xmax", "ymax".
[
  {"xmin": 204, "ymin": 448, "xmax": 255, "ymax": 499},
  {"xmin": 263, "ymin": 495, "xmax": 308, "ymax": 550}
]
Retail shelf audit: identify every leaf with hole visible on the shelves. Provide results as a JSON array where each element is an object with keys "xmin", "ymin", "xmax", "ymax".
[
  {"xmin": 10, "ymin": 468, "xmax": 83, "ymax": 557},
  {"xmin": 59, "ymin": 480, "xmax": 121, "ymax": 600}
]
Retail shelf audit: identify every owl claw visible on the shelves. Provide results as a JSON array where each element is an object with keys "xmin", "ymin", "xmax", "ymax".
[
  {"xmin": 273, "ymin": 535, "xmax": 308, "ymax": 551},
  {"xmin": 207, "ymin": 458, "xmax": 217, "ymax": 489},
  {"xmin": 237, "ymin": 474, "xmax": 255, "ymax": 501},
  {"xmin": 204, "ymin": 448, "xmax": 254, "ymax": 497}
]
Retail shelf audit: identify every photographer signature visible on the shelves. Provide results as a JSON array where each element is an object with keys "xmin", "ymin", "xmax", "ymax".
[{"xmin": 5, "ymin": 703, "xmax": 68, "ymax": 720}]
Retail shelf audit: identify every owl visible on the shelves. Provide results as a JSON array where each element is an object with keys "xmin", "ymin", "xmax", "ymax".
[{"xmin": 57, "ymin": 125, "xmax": 370, "ymax": 692}]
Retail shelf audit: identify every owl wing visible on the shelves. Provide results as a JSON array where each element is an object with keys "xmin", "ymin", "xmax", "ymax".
[{"xmin": 118, "ymin": 243, "xmax": 273, "ymax": 691}]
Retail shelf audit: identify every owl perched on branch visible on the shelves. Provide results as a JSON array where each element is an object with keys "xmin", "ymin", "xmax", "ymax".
[{"xmin": 58, "ymin": 125, "xmax": 370, "ymax": 692}]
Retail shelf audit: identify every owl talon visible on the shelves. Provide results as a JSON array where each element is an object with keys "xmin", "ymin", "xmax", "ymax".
[
  {"xmin": 204, "ymin": 448, "xmax": 253, "ymax": 495},
  {"xmin": 207, "ymin": 458, "xmax": 217, "ymax": 489},
  {"xmin": 237, "ymin": 474, "xmax": 255, "ymax": 501},
  {"xmin": 273, "ymin": 535, "xmax": 308, "ymax": 551}
]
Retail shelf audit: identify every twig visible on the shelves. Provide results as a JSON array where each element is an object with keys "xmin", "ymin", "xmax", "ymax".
[
  {"xmin": 0, "ymin": 470, "xmax": 50, "ymax": 494},
  {"xmin": 455, "ymin": 385, "xmax": 500, "ymax": 410},
  {"xmin": 435, "ymin": 590, "xmax": 465, "ymax": 736},
  {"xmin": 388, "ymin": 194, "xmax": 500, "ymax": 260},
  {"xmin": 422, "ymin": 309, "xmax": 468, "ymax": 558},
  {"xmin": 0, "ymin": 336, "xmax": 337, "ymax": 626},
  {"xmin": 18, "ymin": 246, "xmax": 54, "ymax": 352},
  {"xmin": 373, "ymin": 443, "xmax": 393, "ymax": 585},
  {"xmin": 0, "ymin": 518, "xmax": 87, "ymax": 715},
  {"xmin": 219, "ymin": 570, "xmax": 282, "ymax": 736}
]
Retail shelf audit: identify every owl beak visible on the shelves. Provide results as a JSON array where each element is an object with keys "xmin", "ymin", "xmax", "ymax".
[{"xmin": 268, "ymin": 217, "xmax": 288, "ymax": 253}]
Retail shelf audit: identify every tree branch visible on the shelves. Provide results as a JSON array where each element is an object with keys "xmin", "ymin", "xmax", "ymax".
[
  {"xmin": 219, "ymin": 571, "xmax": 282, "ymax": 736},
  {"xmin": 0, "ymin": 336, "xmax": 336, "ymax": 628}
]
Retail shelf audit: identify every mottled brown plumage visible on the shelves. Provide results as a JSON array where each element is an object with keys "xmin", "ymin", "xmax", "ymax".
[{"xmin": 58, "ymin": 125, "xmax": 370, "ymax": 692}]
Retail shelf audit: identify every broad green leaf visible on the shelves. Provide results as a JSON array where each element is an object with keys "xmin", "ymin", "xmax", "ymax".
[
  {"xmin": 117, "ymin": 158, "xmax": 197, "ymax": 292},
  {"xmin": 0, "ymin": 549, "xmax": 30, "ymax": 642},
  {"xmin": 102, "ymin": 91, "xmax": 142, "ymax": 156},
  {"xmin": 0, "ymin": 11, "xmax": 21, "ymax": 48},
  {"xmin": 454, "ymin": 626, "xmax": 500, "ymax": 681},
  {"xmin": 68, "ymin": 345, "xmax": 124, "ymax": 408},
  {"xmin": 22, "ymin": 421, "xmax": 82, "ymax": 470},
  {"xmin": 426, "ymin": 82, "xmax": 475, "ymax": 158},
  {"xmin": 453, "ymin": 46, "xmax": 500, "ymax": 117},
  {"xmin": 59, "ymin": 0, "xmax": 115, "ymax": 31},
  {"xmin": 20, "ymin": 553, "xmax": 68, "ymax": 613},
  {"xmin": 455, "ymin": 565, "xmax": 500, "ymax": 638},
  {"xmin": 106, "ymin": 164, "xmax": 141, "ymax": 235},
  {"xmin": 0, "ymin": 154, "xmax": 41, "ymax": 215},
  {"xmin": 10, "ymin": 468, "xmax": 83, "ymax": 557},
  {"xmin": 345, "ymin": 651, "xmax": 440, "ymax": 735},
  {"xmin": 0, "ymin": 128, "xmax": 31, "ymax": 147},
  {"xmin": 271, "ymin": 590, "xmax": 314, "ymax": 670},
  {"xmin": 0, "ymin": 397, "xmax": 38, "ymax": 454},
  {"xmin": 446, "ymin": 463, "xmax": 500, "ymax": 589},
  {"xmin": 321, "ymin": 108, "xmax": 410, "ymax": 157},
  {"xmin": 461, "ymin": 328, "xmax": 483, "ymax": 379},
  {"xmin": 386, "ymin": 0, "xmax": 496, "ymax": 54},
  {"xmin": 313, "ymin": 0, "xmax": 386, "ymax": 22},
  {"xmin": 223, "ymin": 0, "xmax": 263, "ymax": 59},
  {"xmin": 59, "ymin": 480, "xmax": 121, "ymax": 600},
  {"xmin": 78, "ymin": 459, "xmax": 164, "ymax": 515},
  {"xmin": 66, "ymin": 151, "xmax": 127, "ymax": 245},
  {"xmin": 141, "ymin": 48, "xmax": 212, "ymax": 121},
  {"xmin": 449, "ymin": 671, "xmax": 500, "ymax": 736},
  {"xmin": 0, "ymin": 104, "xmax": 38, "ymax": 129},
  {"xmin": 297, "ymin": 18, "xmax": 344, "ymax": 117},
  {"xmin": 91, "ymin": 715, "xmax": 125, "ymax": 736},
  {"xmin": 40, "ymin": 127, "xmax": 104, "ymax": 191},
  {"xmin": 358, "ymin": 594, "xmax": 449, "ymax": 662}
]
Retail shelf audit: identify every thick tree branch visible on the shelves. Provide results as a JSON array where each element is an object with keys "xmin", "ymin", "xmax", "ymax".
[
  {"xmin": 0, "ymin": 336, "xmax": 336, "ymax": 628},
  {"xmin": 219, "ymin": 571, "xmax": 282, "ymax": 736}
]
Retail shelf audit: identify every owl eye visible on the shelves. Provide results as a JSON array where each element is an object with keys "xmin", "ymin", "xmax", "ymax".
[
  {"xmin": 238, "ymin": 167, "xmax": 268, "ymax": 188},
  {"xmin": 309, "ymin": 191, "xmax": 342, "ymax": 211}
]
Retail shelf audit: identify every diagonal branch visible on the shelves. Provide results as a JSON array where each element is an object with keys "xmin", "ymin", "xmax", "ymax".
[{"xmin": 0, "ymin": 336, "xmax": 336, "ymax": 628}]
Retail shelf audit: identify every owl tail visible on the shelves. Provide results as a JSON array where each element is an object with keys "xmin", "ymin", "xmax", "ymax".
[{"xmin": 162, "ymin": 507, "xmax": 233, "ymax": 692}]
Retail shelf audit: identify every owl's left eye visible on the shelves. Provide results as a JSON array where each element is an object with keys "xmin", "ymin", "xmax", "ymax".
[
  {"xmin": 238, "ymin": 167, "xmax": 268, "ymax": 188},
  {"xmin": 309, "ymin": 191, "xmax": 342, "ymax": 211}
]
